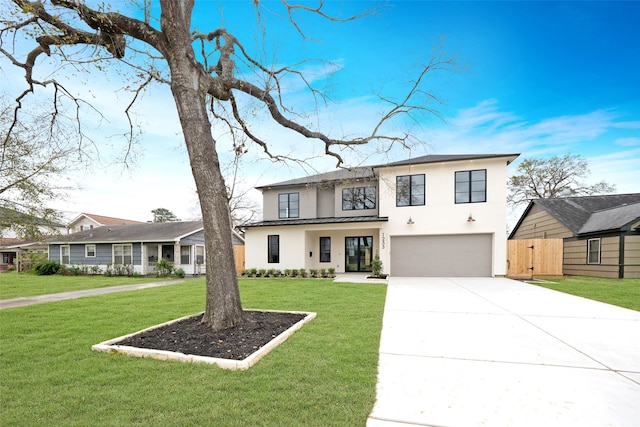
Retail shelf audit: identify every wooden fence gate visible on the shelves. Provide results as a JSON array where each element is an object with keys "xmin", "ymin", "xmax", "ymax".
[
  {"xmin": 233, "ymin": 245, "xmax": 245, "ymax": 275},
  {"xmin": 506, "ymin": 239, "xmax": 563, "ymax": 279}
]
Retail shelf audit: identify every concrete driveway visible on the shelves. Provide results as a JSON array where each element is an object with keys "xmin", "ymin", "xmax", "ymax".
[{"xmin": 367, "ymin": 277, "xmax": 640, "ymax": 427}]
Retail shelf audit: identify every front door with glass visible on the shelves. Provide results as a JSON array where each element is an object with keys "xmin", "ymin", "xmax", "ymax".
[{"xmin": 345, "ymin": 236, "xmax": 373, "ymax": 272}]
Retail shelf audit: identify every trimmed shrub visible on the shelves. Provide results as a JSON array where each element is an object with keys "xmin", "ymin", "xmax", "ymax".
[
  {"xmin": 155, "ymin": 259, "xmax": 173, "ymax": 277},
  {"xmin": 34, "ymin": 261, "xmax": 61, "ymax": 276}
]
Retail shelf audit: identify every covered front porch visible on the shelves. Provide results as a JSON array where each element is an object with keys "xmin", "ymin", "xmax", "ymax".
[
  {"xmin": 141, "ymin": 243, "xmax": 205, "ymax": 276},
  {"xmin": 303, "ymin": 228, "xmax": 381, "ymax": 273}
]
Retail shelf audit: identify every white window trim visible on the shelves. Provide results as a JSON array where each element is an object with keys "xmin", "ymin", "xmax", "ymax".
[
  {"xmin": 85, "ymin": 244, "xmax": 96, "ymax": 258},
  {"xmin": 195, "ymin": 245, "xmax": 205, "ymax": 265},
  {"xmin": 180, "ymin": 245, "xmax": 191, "ymax": 265},
  {"xmin": 112, "ymin": 244, "xmax": 133, "ymax": 265},
  {"xmin": 587, "ymin": 238, "xmax": 601, "ymax": 265},
  {"xmin": 60, "ymin": 245, "xmax": 70, "ymax": 265}
]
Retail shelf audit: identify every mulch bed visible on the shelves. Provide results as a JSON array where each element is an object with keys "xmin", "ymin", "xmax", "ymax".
[{"xmin": 116, "ymin": 311, "xmax": 306, "ymax": 361}]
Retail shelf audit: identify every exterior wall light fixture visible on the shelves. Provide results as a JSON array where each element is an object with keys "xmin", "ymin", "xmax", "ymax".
[
  {"xmin": 407, "ymin": 217, "xmax": 415, "ymax": 225},
  {"xmin": 467, "ymin": 214, "xmax": 476, "ymax": 222}
]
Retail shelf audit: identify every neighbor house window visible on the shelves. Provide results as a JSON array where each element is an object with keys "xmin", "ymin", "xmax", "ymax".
[
  {"xmin": 196, "ymin": 246, "xmax": 205, "ymax": 264},
  {"xmin": 113, "ymin": 244, "xmax": 132, "ymax": 265},
  {"xmin": 455, "ymin": 169, "xmax": 486, "ymax": 203},
  {"xmin": 342, "ymin": 187, "xmax": 376, "ymax": 210},
  {"xmin": 396, "ymin": 174, "xmax": 425, "ymax": 206},
  {"xmin": 61, "ymin": 245, "xmax": 70, "ymax": 265},
  {"xmin": 587, "ymin": 238, "xmax": 601, "ymax": 264},
  {"xmin": 278, "ymin": 193, "xmax": 299, "ymax": 218},
  {"xmin": 181, "ymin": 246, "xmax": 191, "ymax": 264},
  {"xmin": 85, "ymin": 244, "xmax": 96, "ymax": 258},
  {"xmin": 268, "ymin": 235, "xmax": 280, "ymax": 263},
  {"xmin": 320, "ymin": 237, "xmax": 331, "ymax": 262}
]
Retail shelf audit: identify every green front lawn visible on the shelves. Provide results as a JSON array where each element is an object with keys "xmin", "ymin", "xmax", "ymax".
[
  {"xmin": 0, "ymin": 271, "xmax": 172, "ymax": 299},
  {"xmin": 0, "ymin": 278, "xmax": 386, "ymax": 426},
  {"xmin": 533, "ymin": 276, "xmax": 640, "ymax": 311}
]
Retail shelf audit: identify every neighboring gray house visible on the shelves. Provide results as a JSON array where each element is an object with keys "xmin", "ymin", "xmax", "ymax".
[
  {"xmin": 509, "ymin": 193, "xmax": 640, "ymax": 279},
  {"xmin": 46, "ymin": 221, "xmax": 216, "ymax": 276}
]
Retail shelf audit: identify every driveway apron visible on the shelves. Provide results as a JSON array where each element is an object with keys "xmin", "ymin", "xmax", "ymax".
[{"xmin": 367, "ymin": 277, "xmax": 640, "ymax": 427}]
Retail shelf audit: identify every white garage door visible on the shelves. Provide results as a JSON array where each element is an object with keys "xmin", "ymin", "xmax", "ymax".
[{"xmin": 390, "ymin": 234, "xmax": 493, "ymax": 277}]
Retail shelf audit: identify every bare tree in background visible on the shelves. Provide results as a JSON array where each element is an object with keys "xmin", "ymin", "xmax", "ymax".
[
  {"xmin": 0, "ymin": 101, "xmax": 77, "ymax": 238},
  {"xmin": 1, "ymin": 0, "xmax": 454, "ymax": 330},
  {"xmin": 508, "ymin": 154, "xmax": 616, "ymax": 208}
]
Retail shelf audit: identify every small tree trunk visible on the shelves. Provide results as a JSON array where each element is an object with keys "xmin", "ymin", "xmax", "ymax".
[{"xmin": 162, "ymin": 0, "xmax": 244, "ymax": 331}]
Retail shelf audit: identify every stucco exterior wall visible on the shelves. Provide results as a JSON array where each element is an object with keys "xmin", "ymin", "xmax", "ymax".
[
  {"xmin": 375, "ymin": 157, "xmax": 510, "ymax": 276},
  {"xmin": 317, "ymin": 186, "xmax": 335, "ymax": 218},
  {"xmin": 244, "ymin": 222, "xmax": 382, "ymax": 272},
  {"xmin": 261, "ymin": 185, "xmax": 317, "ymax": 220}
]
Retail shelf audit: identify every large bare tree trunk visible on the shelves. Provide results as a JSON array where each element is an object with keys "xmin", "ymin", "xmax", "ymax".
[{"xmin": 161, "ymin": 1, "xmax": 244, "ymax": 330}]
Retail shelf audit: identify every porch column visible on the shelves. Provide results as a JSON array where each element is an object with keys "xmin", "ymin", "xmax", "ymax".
[{"xmin": 141, "ymin": 244, "xmax": 147, "ymax": 275}]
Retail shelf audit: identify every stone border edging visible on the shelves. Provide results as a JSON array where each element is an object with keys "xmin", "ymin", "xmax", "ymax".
[{"xmin": 92, "ymin": 309, "xmax": 317, "ymax": 370}]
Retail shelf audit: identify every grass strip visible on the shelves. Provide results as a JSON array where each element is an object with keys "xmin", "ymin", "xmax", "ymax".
[
  {"xmin": 0, "ymin": 278, "xmax": 386, "ymax": 426},
  {"xmin": 533, "ymin": 276, "xmax": 640, "ymax": 311},
  {"xmin": 0, "ymin": 271, "xmax": 174, "ymax": 299}
]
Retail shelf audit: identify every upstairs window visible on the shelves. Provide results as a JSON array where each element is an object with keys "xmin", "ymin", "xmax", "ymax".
[
  {"xmin": 587, "ymin": 238, "xmax": 601, "ymax": 264},
  {"xmin": 278, "ymin": 193, "xmax": 299, "ymax": 218},
  {"xmin": 396, "ymin": 174, "xmax": 425, "ymax": 207},
  {"xmin": 455, "ymin": 169, "xmax": 486, "ymax": 203},
  {"xmin": 342, "ymin": 187, "xmax": 376, "ymax": 210},
  {"xmin": 268, "ymin": 235, "xmax": 280, "ymax": 263}
]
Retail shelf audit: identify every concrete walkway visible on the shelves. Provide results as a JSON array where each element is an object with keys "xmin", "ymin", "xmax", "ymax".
[
  {"xmin": 0, "ymin": 279, "xmax": 185, "ymax": 309},
  {"xmin": 367, "ymin": 277, "xmax": 640, "ymax": 427}
]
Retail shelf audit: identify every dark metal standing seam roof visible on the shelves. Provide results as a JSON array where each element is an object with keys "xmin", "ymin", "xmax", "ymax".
[{"xmin": 244, "ymin": 216, "xmax": 388, "ymax": 228}]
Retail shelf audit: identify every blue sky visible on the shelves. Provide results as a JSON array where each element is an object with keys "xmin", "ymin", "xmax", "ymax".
[{"xmin": 3, "ymin": 0, "xmax": 639, "ymax": 224}]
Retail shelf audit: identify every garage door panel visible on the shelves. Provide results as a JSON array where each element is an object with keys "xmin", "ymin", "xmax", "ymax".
[{"xmin": 390, "ymin": 234, "xmax": 492, "ymax": 277}]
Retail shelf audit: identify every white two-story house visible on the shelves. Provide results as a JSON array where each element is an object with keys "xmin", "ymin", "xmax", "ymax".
[{"xmin": 244, "ymin": 153, "xmax": 519, "ymax": 277}]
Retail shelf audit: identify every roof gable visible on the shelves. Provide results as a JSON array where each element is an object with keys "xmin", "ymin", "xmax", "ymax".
[{"xmin": 68, "ymin": 213, "xmax": 144, "ymax": 228}]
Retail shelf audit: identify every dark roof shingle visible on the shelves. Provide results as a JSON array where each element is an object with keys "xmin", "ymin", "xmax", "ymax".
[
  {"xmin": 528, "ymin": 193, "xmax": 640, "ymax": 235},
  {"xmin": 258, "ymin": 153, "xmax": 519, "ymax": 189},
  {"xmin": 46, "ymin": 221, "xmax": 204, "ymax": 243}
]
